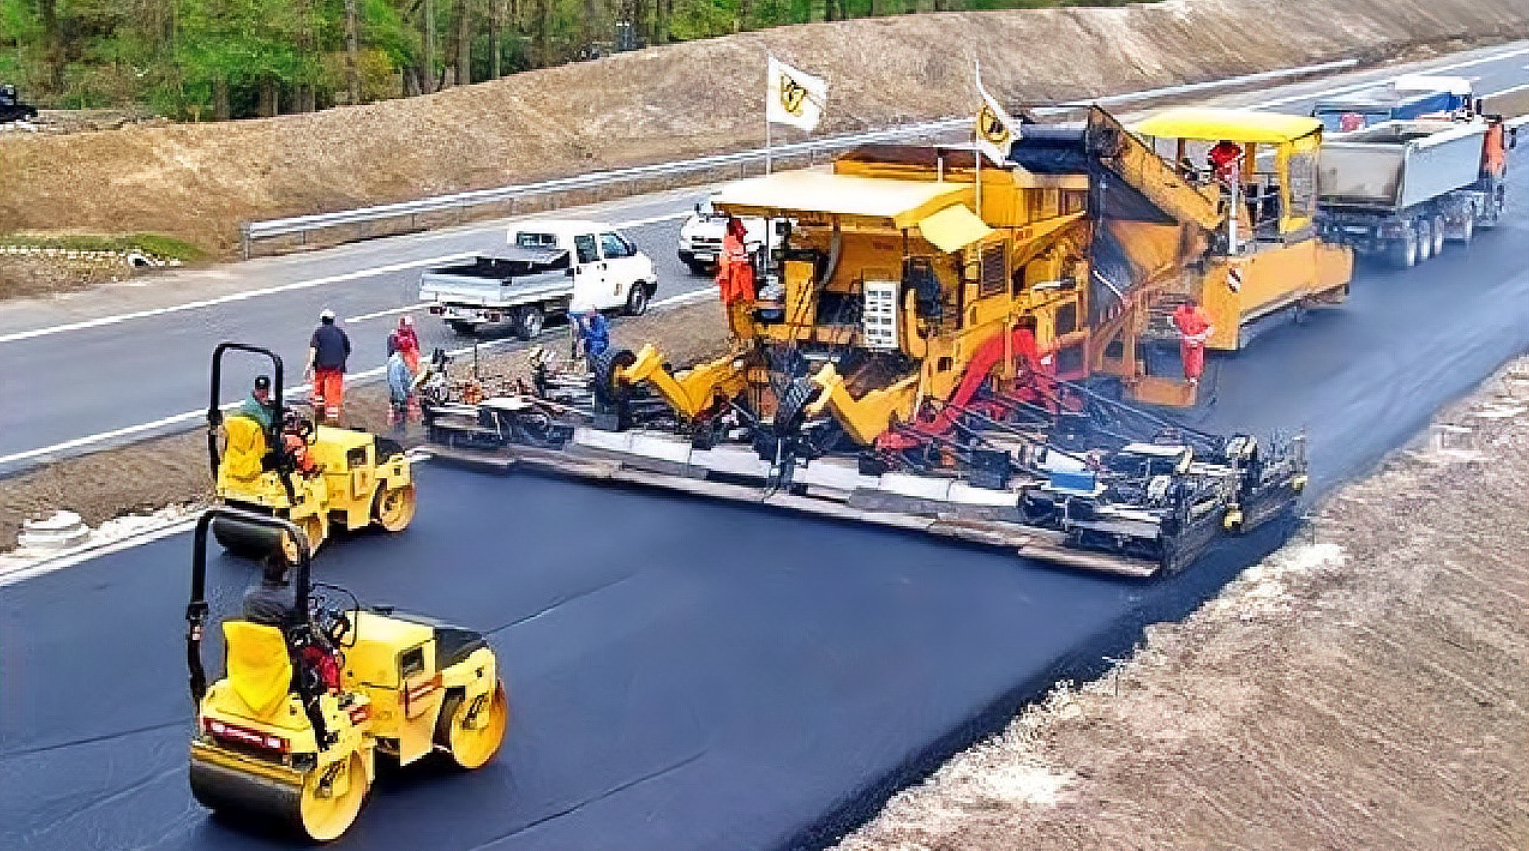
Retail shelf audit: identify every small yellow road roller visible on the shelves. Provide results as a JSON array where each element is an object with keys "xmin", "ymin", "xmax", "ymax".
[
  {"xmin": 207, "ymin": 342, "xmax": 416, "ymax": 555},
  {"xmin": 185, "ymin": 508, "xmax": 509, "ymax": 841}
]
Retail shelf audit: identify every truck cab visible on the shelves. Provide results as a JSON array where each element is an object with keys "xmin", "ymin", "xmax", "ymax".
[
  {"xmin": 1312, "ymin": 76, "xmax": 1475, "ymax": 133},
  {"xmin": 510, "ymin": 220, "xmax": 657, "ymax": 314}
]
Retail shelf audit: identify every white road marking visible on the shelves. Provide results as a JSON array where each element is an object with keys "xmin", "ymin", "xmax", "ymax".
[
  {"xmin": 0, "ymin": 254, "xmax": 473, "ymax": 346},
  {"xmin": 1250, "ymin": 44, "xmax": 1529, "ymax": 109},
  {"xmin": 650, "ymin": 288, "xmax": 716, "ymax": 310},
  {"xmin": 0, "ymin": 212, "xmax": 693, "ymax": 346},
  {"xmin": 347, "ymin": 302, "xmax": 432, "ymax": 323},
  {"xmin": 1485, "ymin": 81, "xmax": 1529, "ymax": 99},
  {"xmin": 0, "ymin": 285, "xmax": 714, "ymax": 469}
]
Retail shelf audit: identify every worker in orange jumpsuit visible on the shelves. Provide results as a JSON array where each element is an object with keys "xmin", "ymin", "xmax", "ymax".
[
  {"xmin": 715, "ymin": 217, "xmax": 756, "ymax": 305},
  {"xmin": 1171, "ymin": 298, "xmax": 1214, "ymax": 386},
  {"xmin": 1207, "ymin": 139, "xmax": 1242, "ymax": 185}
]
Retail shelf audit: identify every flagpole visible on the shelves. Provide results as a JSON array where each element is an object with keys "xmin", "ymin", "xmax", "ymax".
[
  {"xmin": 973, "ymin": 61, "xmax": 983, "ymax": 217},
  {"xmin": 765, "ymin": 54, "xmax": 773, "ymax": 175}
]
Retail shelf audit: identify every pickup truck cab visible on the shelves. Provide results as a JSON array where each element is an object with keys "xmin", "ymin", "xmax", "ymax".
[
  {"xmin": 420, "ymin": 219, "xmax": 657, "ymax": 337},
  {"xmin": 676, "ymin": 199, "xmax": 766, "ymax": 275}
]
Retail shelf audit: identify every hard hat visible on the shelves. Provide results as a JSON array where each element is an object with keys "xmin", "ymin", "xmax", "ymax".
[
  {"xmin": 254, "ymin": 374, "xmax": 271, "ymax": 390},
  {"xmin": 401, "ymin": 314, "xmax": 414, "ymax": 326},
  {"xmin": 319, "ymin": 308, "xmax": 336, "ymax": 321}
]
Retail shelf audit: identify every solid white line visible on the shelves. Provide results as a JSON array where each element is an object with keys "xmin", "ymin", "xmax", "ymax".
[
  {"xmin": 1250, "ymin": 44, "xmax": 1529, "ymax": 110},
  {"xmin": 650, "ymin": 289, "xmax": 716, "ymax": 310},
  {"xmin": 0, "ymin": 212, "xmax": 694, "ymax": 346},
  {"xmin": 0, "ymin": 280, "xmax": 714, "ymax": 470},
  {"xmin": 347, "ymin": 302, "xmax": 432, "ymax": 323},
  {"xmin": 0, "ymin": 254, "xmax": 474, "ymax": 346},
  {"xmin": 1485, "ymin": 81, "xmax": 1529, "ymax": 99},
  {"xmin": 0, "ymin": 518, "xmax": 201, "ymax": 587}
]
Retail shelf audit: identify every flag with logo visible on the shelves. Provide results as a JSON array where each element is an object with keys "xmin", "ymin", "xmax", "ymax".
[
  {"xmin": 767, "ymin": 56, "xmax": 828, "ymax": 133},
  {"xmin": 974, "ymin": 62, "xmax": 1019, "ymax": 164}
]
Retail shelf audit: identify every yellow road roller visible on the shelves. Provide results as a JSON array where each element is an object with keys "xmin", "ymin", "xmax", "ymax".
[
  {"xmin": 207, "ymin": 342, "xmax": 416, "ymax": 555},
  {"xmin": 185, "ymin": 508, "xmax": 509, "ymax": 841}
]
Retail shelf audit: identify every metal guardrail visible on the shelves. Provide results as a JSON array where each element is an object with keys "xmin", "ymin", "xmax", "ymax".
[
  {"xmin": 240, "ymin": 118, "xmax": 968, "ymax": 257},
  {"xmin": 240, "ymin": 58, "xmax": 1363, "ymax": 258}
]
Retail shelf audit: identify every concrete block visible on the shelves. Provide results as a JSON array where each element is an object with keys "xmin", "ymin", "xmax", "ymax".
[{"xmin": 19, "ymin": 511, "xmax": 90, "ymax": 550}]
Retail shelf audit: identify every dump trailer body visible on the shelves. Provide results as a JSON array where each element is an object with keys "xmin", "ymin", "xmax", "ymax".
[
  {"xmin": 1319, "ymin": 120, "xmax": 1488, "ymax": 210},
  {"xmin": 1316, "ymin": 118, "xmax": 1507, "ymax": 266}
]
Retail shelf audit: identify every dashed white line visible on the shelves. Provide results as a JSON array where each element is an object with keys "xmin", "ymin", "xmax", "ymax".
[
  {"xmin": 1485, "ymin": 81, "xmax": 1529, "ymax": 99},
  {"xmin": 347, "ymin": 302, "xmax": 433, "ymax": 323},
  {"xmin": 0, "ymin": 254, "xmax": 473, "ymax": 346},
  {"xmin": 0, "ymin": 286, "xmax": 711, "ymax": 469},
  {"xmin": 1250, "ymin": 44, "xmax": 1529, "ymax": 110}
]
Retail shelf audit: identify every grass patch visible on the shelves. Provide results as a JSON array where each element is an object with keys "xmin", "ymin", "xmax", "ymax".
[{"xmin": 0, "ymin": 232, "xmax": 207, "ymax": 261}]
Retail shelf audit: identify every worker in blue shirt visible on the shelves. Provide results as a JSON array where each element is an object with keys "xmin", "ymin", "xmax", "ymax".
[{"xmin": 573, "ymin": 308, "xmax": 609, "ymax": 359}]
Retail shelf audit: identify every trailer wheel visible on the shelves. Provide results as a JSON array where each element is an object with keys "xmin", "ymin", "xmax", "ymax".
[
  {"xmin": 1430, "ymin": 216, "xmax": 1446, "ymax": 257},
  {"xmin": 1455, "ymin": 214, "xmax": 1475, "ymax": 245},
  {"xmin": 1387, "ymin": 230, "xmax": 1418, "ymax": 269},
  {"xmin": 1415, "ymin": 220, "xmax": 1433, "ymax": 262},
  {"xmin": 513, "ymin": 305, "xmax": 545, "ymax": 340}
]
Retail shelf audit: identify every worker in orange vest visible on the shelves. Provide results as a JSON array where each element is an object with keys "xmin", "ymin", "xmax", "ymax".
[
  {"xmin": 715, "ymin": 216, "xmax": 756, "ymax": 305},
  {"xmin": 1171, "ymin": 298, "xmax": 1214, "ymax": 386}
]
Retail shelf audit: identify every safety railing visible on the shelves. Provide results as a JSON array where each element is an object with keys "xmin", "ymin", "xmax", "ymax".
[
  {"xmin": 239, "ymin": 57, "xmax": 1362, "ymax": 258},
  {"xmin": 239, "ymin": 117, "xmax": 968, "ymax": 257}
]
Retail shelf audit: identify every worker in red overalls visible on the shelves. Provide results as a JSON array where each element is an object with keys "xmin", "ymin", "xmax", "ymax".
[
  {"xmin": 715, "ymin": 216, "xmax": 756, "ymax": 337},
  {"xmin": 716, "ymin": 217, "xmax": 756, "ymax": 304},
  {"xmin": 1171, "ymin": 298, "xmax": 1214, "ymax": 386}
]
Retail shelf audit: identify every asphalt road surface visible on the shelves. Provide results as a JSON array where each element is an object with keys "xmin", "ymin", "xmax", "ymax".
[{"xmin": 3, "ymin": 41, "xmax": 1529, "ymax": 851}]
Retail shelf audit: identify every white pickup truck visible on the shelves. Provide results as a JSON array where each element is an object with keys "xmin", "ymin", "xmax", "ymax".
[
  {"xmin": 420, "ymin": 219, "xmax": 657, "ymax": 337},
  {"xmin": 676, "ymin": 199, "xmax": 766, "ymax": 275}
]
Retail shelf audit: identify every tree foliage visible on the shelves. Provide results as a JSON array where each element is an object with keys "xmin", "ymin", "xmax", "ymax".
[{"xmin": 0, "ymin": 0, "xmax": 1138, "ymax": 119}]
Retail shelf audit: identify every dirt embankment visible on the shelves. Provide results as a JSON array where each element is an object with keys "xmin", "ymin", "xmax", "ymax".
[
  {"xmin": 3, "ymin": 0, "xmax": 1528, "ymax": 253},
  {"xmin": 0, "ymin": 299, "xmax": 729, "ymax": 550},
  {"xmin": 835, "ymin": 367, "xmax": 1529, "ymax": 849}
]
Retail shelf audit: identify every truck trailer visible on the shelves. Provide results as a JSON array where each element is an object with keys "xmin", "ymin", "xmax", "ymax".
[{"xmin": 1315, "ymin": 116, "xmax": 1513, "ymax": 267}]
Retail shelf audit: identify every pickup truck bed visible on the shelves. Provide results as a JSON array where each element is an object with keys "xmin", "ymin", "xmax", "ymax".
[{"xmin": 419, "ymin": 248, "xmax": 574, "ymax": 337}]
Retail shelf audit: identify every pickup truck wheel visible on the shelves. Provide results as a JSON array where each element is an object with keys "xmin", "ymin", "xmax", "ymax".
[
  {"xmin": 625, "ymin": 283, "xmax": 650, "ymax": 317},
  {"xmin": 513, "ymin": 305, "xmax": 545, "ymax": 340},
  {"xmin": 447, "ymin": 320, "xmax": 477, "ymax": 336}
]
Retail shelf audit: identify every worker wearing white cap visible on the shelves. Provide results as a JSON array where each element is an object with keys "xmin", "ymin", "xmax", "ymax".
[{"xmin": 305, "ymin": 308, "xmax": 351, "ymax": 424}]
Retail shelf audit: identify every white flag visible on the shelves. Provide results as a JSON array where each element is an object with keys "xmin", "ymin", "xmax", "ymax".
[
  {"xmin": 767, "ymin": 56, "xmax": 828, "ymax": 133},
  {"xmin": 974, "ymin": 62, "xmax": 1019, "ymax": 164}
]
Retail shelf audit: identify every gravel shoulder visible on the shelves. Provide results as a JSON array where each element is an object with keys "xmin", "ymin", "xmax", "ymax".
[{"xmin": 835, "ymin": 362, "xmax": 1529, "ymax": 851}]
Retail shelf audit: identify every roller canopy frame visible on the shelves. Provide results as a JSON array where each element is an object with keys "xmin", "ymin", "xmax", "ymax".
[
  {"xmin": 186, "ymin": 508, "xmax": 312, "ymax": 705},
  {"xmin": 207, "ymin": 341, "xmax": 298, "ymax": 503}
]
